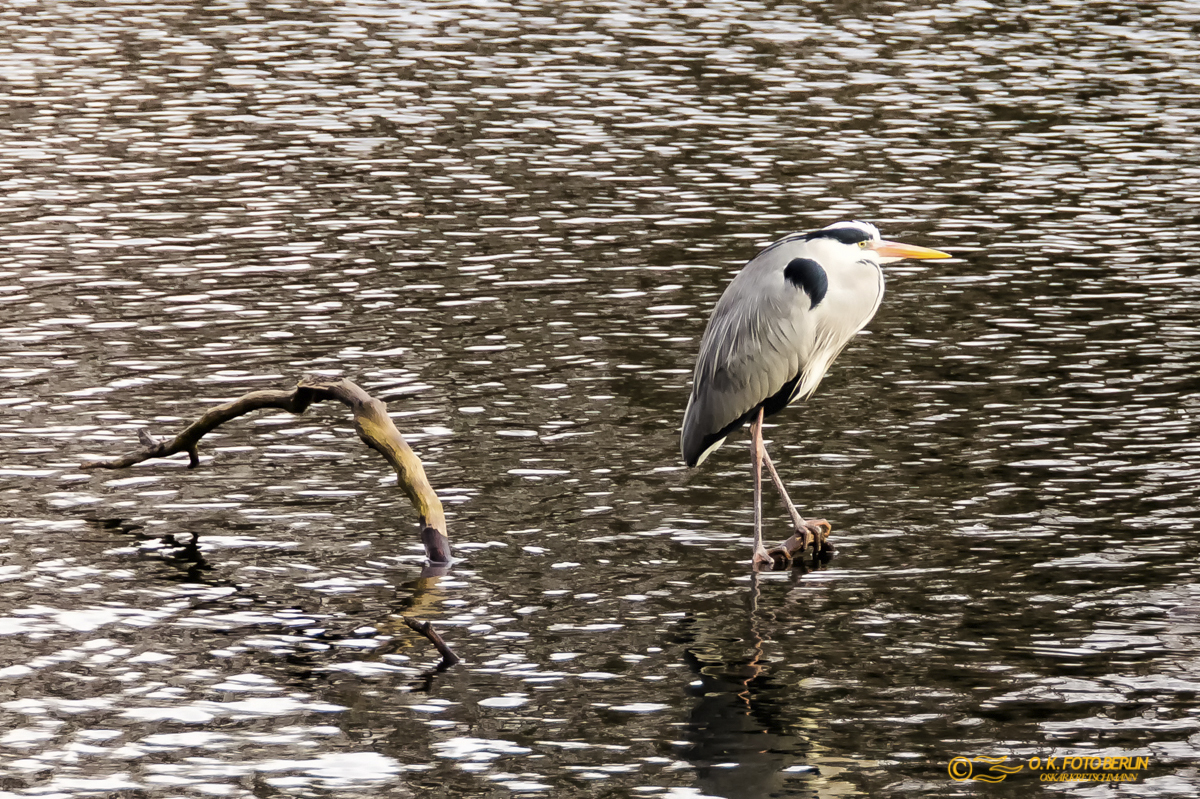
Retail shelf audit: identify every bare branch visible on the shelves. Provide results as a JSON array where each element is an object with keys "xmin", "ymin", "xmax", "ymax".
[{"xmin": 80, "ymin": 376, "xmax": 451, "ymax": 563}]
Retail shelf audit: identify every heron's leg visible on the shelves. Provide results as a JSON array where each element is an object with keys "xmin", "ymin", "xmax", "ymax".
[
  {"xmin": 761, "ymin": 446, "xmax": 832, "ymax": 553},
  {"xmin": 749, "ymin": 407, "xmax": 772, "ymax": 568},
  {"xmin": 761, "ymin": 448, "xmax": 806, "ymax": 531}
]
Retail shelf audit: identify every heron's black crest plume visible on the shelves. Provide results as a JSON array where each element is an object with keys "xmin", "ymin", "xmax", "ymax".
[
  {"xmin": 802, "ymin": 226, "xmax": 874, "ymax": 245},
  {"xmin": 783, "ymin": 258, "xmax": 828, "ymax": 309}
]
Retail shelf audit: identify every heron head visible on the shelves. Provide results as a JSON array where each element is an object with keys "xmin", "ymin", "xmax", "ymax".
[{"xmin": 807, "ymin": 221, "xmax": 951, "ymax": 264}]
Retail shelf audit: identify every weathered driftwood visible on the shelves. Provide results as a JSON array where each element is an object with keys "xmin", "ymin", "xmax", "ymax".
[
  {"xmin": 80, "ymin": 376, "xmax": 451, "ymax": 564},
  {"xmin": 403, "ymin": 616, "xmax": 461, "ymax": 669}
]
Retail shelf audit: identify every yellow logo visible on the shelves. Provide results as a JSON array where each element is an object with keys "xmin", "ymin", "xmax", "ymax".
[
  {"xmin": 949, "ymin": 754, "xmax": 1150, "ymax": 783},
  {"xmin": 948, "ymin": 756, "xmax": 1024, "ymax": 783}
]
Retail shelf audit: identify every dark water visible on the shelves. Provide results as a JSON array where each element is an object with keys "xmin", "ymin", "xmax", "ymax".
[{"xmin": 4, "ymin": 0, "xmax": 1200, "ymax": 796}]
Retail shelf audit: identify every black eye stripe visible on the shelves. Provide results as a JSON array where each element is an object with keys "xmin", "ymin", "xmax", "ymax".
[{"xmin": 803, "ymin": 227, "xmax": 874, "ymax": 245}]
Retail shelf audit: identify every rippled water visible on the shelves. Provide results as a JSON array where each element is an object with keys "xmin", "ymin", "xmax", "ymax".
[{"xmin": 4, "ymin": 0, "xmax": 1200, "ymax": 796}]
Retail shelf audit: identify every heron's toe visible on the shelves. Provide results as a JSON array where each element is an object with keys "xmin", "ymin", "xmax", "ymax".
[
  {"xmin": 752, "ymin": 546, "xmax": 776, "ymax": 570},
  {"xmin": 765, "ymin": 547, "xmax": 793, "ymax": 571},
  {"xmin": 804, "ymin": 519, "xmax": 835, "ymax": 554},
  {"xmin": 805, "ymin": 518, "xmax": 832, "ymax": 537}
]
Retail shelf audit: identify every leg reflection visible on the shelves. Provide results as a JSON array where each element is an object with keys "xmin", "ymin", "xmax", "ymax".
[{"xmin": 673, "ymin": 571, "xmax": 817, "ymax": 797}]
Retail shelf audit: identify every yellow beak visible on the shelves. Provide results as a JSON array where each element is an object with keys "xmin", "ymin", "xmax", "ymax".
[{"xmin": 874, "ymin": 240, "xmax": 952, "ymax": 260}]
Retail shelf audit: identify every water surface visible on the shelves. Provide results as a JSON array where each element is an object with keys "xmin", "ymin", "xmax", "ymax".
[{"xmin": 3, "ymin": 0, "xmax": 1200, "ymax": 796}]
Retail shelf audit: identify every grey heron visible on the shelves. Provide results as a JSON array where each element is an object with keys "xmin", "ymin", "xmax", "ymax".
[{"xmin": 680, "ymin": 221, "xmax": 950, "ymax": 568}]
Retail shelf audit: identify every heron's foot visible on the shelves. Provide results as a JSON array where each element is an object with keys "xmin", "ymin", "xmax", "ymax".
[
  {"xmin": 752, "ymin": 545, "xmax": 775, "ymax": 570},
  {"xmin": 803, "ymin": 518, "xmax": 832, "ymax": 552},
  {"xmin": 767, "ymin": 519, "xmax": 834, "ymax": 568}
]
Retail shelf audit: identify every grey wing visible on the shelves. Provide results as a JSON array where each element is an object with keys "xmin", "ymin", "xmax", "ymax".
[
  {"xmin": 680, "ymin": 281, "xmax": 811, "ymax": 468},
  {"xmin": 679, "ymin": 247, "xmax": 883, "ymax": 468}
]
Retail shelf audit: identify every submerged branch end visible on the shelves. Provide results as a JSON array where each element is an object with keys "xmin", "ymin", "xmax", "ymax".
[
  {"xmin": 421, "ymin": 526, "xmax": 453, "ymax": 566},
  {"xmin": 403, "ymin": 616, "xmax": 461, "ymax": 668}
]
